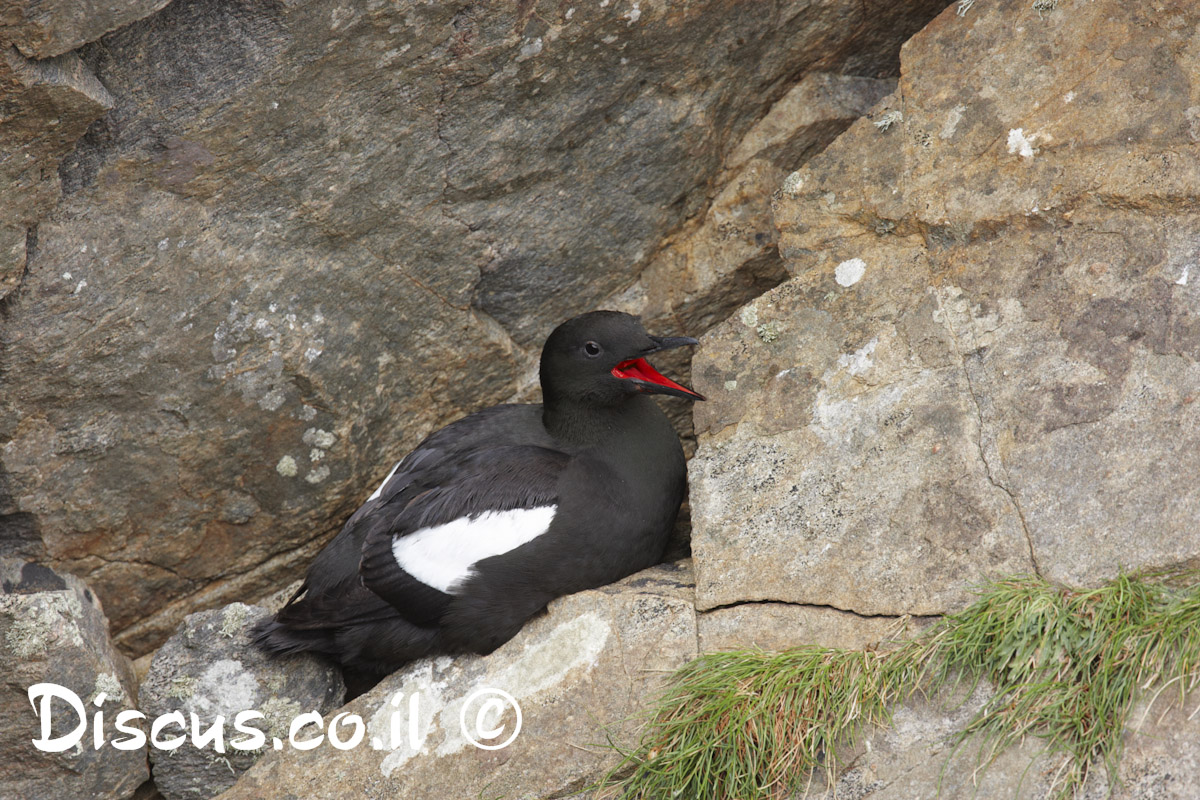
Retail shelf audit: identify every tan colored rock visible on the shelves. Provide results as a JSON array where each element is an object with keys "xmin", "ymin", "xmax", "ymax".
[
  {"xmin": 0, "ymin": 0, "xmax": 951, "ymax": 656},
  {"xmin": 690, "ymin": 0, "xmax": 1200, "ymax": 617},
  {"xmin": 629, "ymin": 72, "xmax": 896, "ymax": 337},
  {"xmin": 0, "ymin": 47, "xmax": 112, "ymax": 296},
  {"xmin": 1, "ymin": 0, "xmax": 172, "ymax": 59},
  {"xmin": 214, "ymin": 564, "xmax": 696, "ymax": 800},
  {"xmin": 606, "ymin": 71, "xmax": 898, "ymax": 461},
  {"xmin": 691, "ymin": 277, "xmax": 1036, "ymax": 615}
]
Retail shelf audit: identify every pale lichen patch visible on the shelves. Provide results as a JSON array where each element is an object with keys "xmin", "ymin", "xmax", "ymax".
[
  {"xmin": 92, "ymin": 672, "xmax": 126, "ymax": 704},
  {"xmin": 219, "ymin": 604, "xmax": 252, "ymax": 638},
  {"xmin": 276, "ymin": 455, "xmax": 298, "ymax": 477},
  {"xmin": 1032, "ymin": 0, "xmax": 1058, "ymax": 17},
  {"xmin": 757, "ymin": 322, "xmax": 781, "ymax": 343},
  {"xmin": 2, "ymin": 592, "xmax": 85, "ymax": 658},
  {"xmin": 781, "ymin": 170, "xmax": 805, "ymax": 197},
  {"xmin": 812, "ymin": 382, "xmax": 907, "ymax": 447},
  {"xmin": 836, "ymin": 337, "xmax": 879, "ymax": 377},
  {"xmin": 190, "ymin": 659, "xmax": 260, "ymax": 720},
  {"xmin": 835, "ymin": 258, "xmax": 866, "ymax": 287},
  {"xmin": 1006, "ymin": 128, "xmax": 1039, "ymax": 159},
  {"xmin": 168, "ymin": 675, "xmax": 197, "ymax": 700},
  {"xmin": 873, "ymin": 110, "xmax": 902, "ymax": 132},
  {"xmin": 259, "ymin": 696, "xmax": 303, "ymax": 740},
  {"xmin": 303, "ymin": 428, "xmax": 337, "ymax": 448}
]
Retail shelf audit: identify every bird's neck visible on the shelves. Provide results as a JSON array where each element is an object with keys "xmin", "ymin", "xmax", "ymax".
[{"xmin": 542, "ymin": 394, "xmax": 664, "ymax": 449}]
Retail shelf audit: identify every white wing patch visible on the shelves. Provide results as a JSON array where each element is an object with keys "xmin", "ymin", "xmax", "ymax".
[
  {"xmin": 367, "ymin": 461, "xmax": 402, "ymax": 502},
  {"xmin": 392, "ymin": 505, "xmax": 557, "ymax": 594}
]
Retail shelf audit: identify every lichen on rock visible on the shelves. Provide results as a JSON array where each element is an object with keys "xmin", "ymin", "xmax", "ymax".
[{"xmin": 139, "ymin": 602, "xmax": 344, "ymax": 800}]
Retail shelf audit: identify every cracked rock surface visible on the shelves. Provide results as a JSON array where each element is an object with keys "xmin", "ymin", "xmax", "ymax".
[{"xmin": 689, "ymin": 0, "xmax": 1200, "ymax": 623}]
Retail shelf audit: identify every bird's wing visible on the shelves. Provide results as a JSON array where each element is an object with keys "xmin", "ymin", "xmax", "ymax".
[
  {"xmin": 275, "ymin": 405, "xmax": 550, "ymax": 627},
  {"xmin": 357, "ymin": 443, "xmax": 570, "ymax": 626}
]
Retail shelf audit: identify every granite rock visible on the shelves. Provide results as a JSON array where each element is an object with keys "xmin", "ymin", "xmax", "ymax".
[
  {"xmin": 0, "ymin": 559, "xmax": 147, "ymax": 800},
  {"xmin": 690, "ymin": 0, "xmax": 1200, "ymax": 618},
  {"xmin": 0, "ymin": 46, "xmax": 112, "ymax": 297},
  {"xmin": 138, "ymin": 602, "xmax": 344, "ymax": 800},
  {"xmin": 1, "ymin": 0, "xmax": 173, "ymax": 59}
]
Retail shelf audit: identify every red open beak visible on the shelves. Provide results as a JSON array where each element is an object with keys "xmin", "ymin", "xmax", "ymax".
[{"xmin": 612, "ymin": 357, "xmax": 705, "ymax": 401}]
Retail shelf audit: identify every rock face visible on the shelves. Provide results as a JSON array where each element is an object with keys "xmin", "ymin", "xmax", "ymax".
[
  {"xmin": 0, "ymin": 47, "xmax": 113, "ymax": 298},
  {"xmin": 799, "ymin": 685, "xmax": 1200, "ymax": 800},
  {"xmin": 689, "ymin": 0, "xmax": 1200, "ymax": 621},
  {"xmin": 1, "ymin": 0, "xmax": 172, "ymax": 59},
  {"xmin": 622, "ymin": 71, "xmax": 896, "ymax": 336},
  {"xmin": 138, "ymin": 602, "xmax": 344, "ymax": 800},
  {"xmin": 612, "ymin": 70, "xmax": 898, "ymax": 449},
  {"xmin": 0, "ymin": 560, "xmax": 147, "ymax": 800},
  {"xmin": 0, "ymin": 0, "xmax": 951, "ymax": 657},
  {"xmin": 213, "ymin": 564, "xmax": 696, "ymax": 800},
  {"xmin": 690, "ymin": 275, "xmax": 1037, "ymax": 615}
]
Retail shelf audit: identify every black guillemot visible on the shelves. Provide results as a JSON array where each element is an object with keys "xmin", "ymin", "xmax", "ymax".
[{"xmin": 252, "ymin": 311, "xmax": 704, "ymax": 686}]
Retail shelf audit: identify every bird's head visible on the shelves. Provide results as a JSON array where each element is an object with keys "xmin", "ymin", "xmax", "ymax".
[{"xmin": 539, "ymin": 310, "xmax": 705, "ymax": 406}]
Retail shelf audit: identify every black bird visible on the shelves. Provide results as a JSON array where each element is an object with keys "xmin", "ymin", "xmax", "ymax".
[{"xmin": 252, "ymin": 311, "xmax": 704, "ymax": 684}]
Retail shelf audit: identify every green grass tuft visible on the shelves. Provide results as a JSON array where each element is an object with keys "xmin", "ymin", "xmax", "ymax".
[
  {"xmin": 600, "ymin": 569, "xmax": 1200, "ymax": 800},
  {"xmin": 601, "ymin": 647, "xmax": 919, "ymax": 798}
]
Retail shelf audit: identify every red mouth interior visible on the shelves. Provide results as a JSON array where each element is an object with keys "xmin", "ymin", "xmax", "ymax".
[{"xmin": 612, "ymin": 357, "xmax": 702, "ymax": 398}]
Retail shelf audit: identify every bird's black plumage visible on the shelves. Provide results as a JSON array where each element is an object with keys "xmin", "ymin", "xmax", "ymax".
[{"xmin": 252, "ymin": 311, "xmax": 703, "ymax": 686}]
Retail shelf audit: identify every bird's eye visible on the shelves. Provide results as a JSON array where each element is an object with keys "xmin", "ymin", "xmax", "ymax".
[{"xmin": 583, "ymin": 341, "xmax": 602, "ymax": 357}]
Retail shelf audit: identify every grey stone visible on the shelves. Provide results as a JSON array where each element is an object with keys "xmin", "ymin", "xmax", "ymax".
[
  {"xmin": 799, "ymin": 684, "xmax": 1200, "ymax": 800},
  {"xmin": 690, "ymin": 0, "xmax": 1200, "ymax": 618},
  {"xmin": 1, "ymin": 0, "xmax": 173, "ymax": 59},
  {"xmin": 0, "ymin": 559, "xmax": 148, "ymax": 800},
  {"xmin": 212, "ymin": 564, "xmax": 697, "ymax": 800},
  {"xmin": 138, "ymin": 602, "xmax": 344, "ymax": 800}
]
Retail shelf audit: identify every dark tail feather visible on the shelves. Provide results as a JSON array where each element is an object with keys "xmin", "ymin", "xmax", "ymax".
[{"xmin": 250, "ymin": 615, "xmax": 338, "ymax": 658}]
